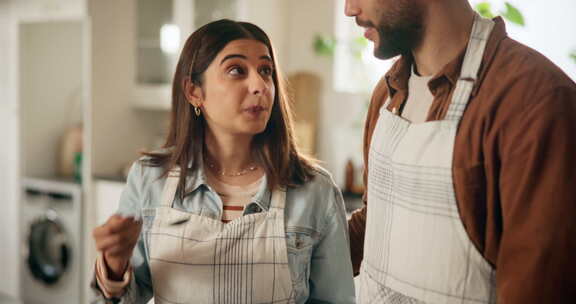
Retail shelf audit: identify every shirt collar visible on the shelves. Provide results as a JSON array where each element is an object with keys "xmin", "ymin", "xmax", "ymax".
[
  {"xmin": 185, "ymin": 156, "xmax": 208, "ymax": 193},
  {"xmin": 250, "ymin": 174, "xmax": 272, "ymax": 212},
  {"xmin": 185, "ymin": 155, "xmax": 273, "ymax": 212},
  {"xmin": 385, "ymin": 17, "xmax": 508, "ymax": 98}
]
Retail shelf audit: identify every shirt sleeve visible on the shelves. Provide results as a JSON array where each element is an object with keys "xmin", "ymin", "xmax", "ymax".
[
  {"xmin": 307, "ymin": 184, "xmax": 356, "ymax": 303},
  {"xmin": 90, "ymin": 160, "xmax": 155, "ymax": 303},
  {"xmin": 348, "ymin": 206, "xmax": 366, "ymax": 276},
  {"xmin": 497, "ymin": 85, "xmax": 576, "ymax": 303},
  {"xmin": 95, "ymin": 253, "xmax": 131, "ymax": 298}
]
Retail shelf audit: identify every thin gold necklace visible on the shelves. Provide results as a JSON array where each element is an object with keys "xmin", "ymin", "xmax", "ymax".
[{"xmin": 206, "ymin": 162, "xmax": 258, "ymax": 177}]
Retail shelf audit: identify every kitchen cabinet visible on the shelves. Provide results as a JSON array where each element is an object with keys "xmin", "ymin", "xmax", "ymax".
[
  {"xmin": 94, "ymin": 179, "xmax": 126, "ymax": 224},
  {"xmin": 131, "ymin": 0, "xmax": 288, "ymax": 110},
  {"xmin": 132, "ymin": 0, "xmax": 242, "ymax": 110}
]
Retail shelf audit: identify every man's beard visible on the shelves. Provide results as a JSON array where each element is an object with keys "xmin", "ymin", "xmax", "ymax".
[{"xmin": 373, "ymin": 1, "xmax": 423, "ymax": 59}]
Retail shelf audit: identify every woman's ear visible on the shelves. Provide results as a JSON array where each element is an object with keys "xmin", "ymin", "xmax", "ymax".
[{"xmin": 183, "ymin": 77, "xmax": 204, "ymax": 107}]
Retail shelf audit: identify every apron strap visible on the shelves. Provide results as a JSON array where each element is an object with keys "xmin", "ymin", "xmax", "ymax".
[
  {"xmin": 160, "ymin": 167, "xmax": 181, "ymax": 207},
  {"xmin": 446, "ymin": 14, "xmax": 495, "ymax": 121}
]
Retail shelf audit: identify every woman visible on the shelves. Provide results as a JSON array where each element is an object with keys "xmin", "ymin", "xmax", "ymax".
[{"xmin": 91, "ymin": 19, "xmax": 355, "ymax": 303}]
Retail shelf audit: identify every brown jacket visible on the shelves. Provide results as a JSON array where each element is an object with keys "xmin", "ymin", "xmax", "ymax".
[{"xmin": 349, "ymin": 17, "xmax": 576, "ymax": 303}]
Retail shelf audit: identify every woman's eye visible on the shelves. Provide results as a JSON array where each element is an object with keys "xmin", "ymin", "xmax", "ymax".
[
  {"xmin": 259, "ymin": 66, "xmax": 273, "ymax": 77},
  {"xmin": 228, "ymin": 66, "xmax": 245, "ymax": 76}
]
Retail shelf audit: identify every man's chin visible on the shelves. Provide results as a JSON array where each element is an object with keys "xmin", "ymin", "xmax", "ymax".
[{"xmin": 374, "ymin": 45, "xmax": 401, "ymax": 60}]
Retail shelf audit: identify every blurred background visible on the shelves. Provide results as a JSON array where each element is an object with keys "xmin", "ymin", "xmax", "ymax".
[{"xmin": 0, "ymin": 0, "xmax": 574, "ymax": 303}]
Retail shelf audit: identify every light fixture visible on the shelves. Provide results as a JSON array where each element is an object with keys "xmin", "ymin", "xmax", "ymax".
[{"xmin": 160, "ymin": 23, "xmax": 180, "ymax": 54}]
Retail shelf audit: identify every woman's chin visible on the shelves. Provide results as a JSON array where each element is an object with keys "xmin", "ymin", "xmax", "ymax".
[{"xmin": 234, "ymin": 123, "xmax": 268, "ymax": 137}]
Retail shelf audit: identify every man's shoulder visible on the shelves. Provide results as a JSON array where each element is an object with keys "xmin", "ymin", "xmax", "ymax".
[
  {"xmin": 478, "ymin": 37, "xmax": 575, "ymax": 113},
  {"xmin": 487, "ymin": 37, "xmax": 574, "ymax": 92}
]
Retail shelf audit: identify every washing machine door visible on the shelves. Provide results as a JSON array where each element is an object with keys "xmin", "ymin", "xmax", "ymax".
[{"xmin": 27, "ymin": 210, "xmax": 71, "ymax": 285}]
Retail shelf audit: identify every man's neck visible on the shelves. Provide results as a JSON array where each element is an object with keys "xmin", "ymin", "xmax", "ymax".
[{"xmin": 411, "ymin": 0, "xmax": 476, "ymax": 76}]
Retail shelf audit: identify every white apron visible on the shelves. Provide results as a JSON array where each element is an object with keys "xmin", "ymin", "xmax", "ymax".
[
  {"xmin": 359, "ymin": 15, "xmax": 496, "ymax": 304},
  {"xmin": 148, "ymin": 169, "xmax": 295, "ymax": 303}
]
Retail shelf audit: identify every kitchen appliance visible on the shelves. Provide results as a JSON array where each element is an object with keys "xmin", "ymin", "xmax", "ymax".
[{"xmin": 20, "ymin": 178, "xmax": 82, "ymax": 304}]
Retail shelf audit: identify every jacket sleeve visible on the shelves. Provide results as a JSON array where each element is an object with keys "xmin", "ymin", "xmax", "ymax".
[
  {"xmin": 496, "ymin": 85, "xmax": 576, "ymax": 303},
  {"xmin": 308, "ymin": 183, "xmax": 356, "ymax": 303},
  {"xmin": 90, "ymin": 161, "xmax": 154, "ymax": 303}
]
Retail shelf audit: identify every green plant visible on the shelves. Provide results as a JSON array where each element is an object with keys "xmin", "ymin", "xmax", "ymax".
[
  {"xmin": 474, "ymin": 1, "xmax": 525, "ymax": 26},
  {"xmin": 313, "ymin": 35, "xmax": 336, "ymax": 57},
  {"xmin": 351, "ymin": 36, "xmax": 369, "ymax": 60},
  {"xmin": 313, "ymin": 34, "xmax": 369, "ymax": 59}
]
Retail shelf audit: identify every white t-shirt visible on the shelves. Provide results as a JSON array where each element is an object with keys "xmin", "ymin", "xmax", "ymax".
[
  {"xmin": 402, "ymin": 65, "xmax": 435, "ymax": 123},
  {"xmin": 206, "ymin": 171, "xmax": 263, "ymax": 223}
]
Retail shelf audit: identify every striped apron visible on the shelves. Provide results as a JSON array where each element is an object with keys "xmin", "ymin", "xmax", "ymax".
[
  {"xmin": 148, "ymin": 169, "xmax": 294, "ymax": 303},
  {"xmin": 359, "ymin": 15, "xmax": 496, "ymax": 304}
]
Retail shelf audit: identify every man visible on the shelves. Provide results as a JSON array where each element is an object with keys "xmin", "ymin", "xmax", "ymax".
[{"xmin": 345, "ymin": 0, "xmax": 576, "ymax": 303}]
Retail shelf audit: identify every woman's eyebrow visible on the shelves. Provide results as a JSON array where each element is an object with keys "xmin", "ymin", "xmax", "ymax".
[
  {"xmin": 220, "ymin": 54, "xmax": 272, "ymax": 65},
  {"xmin": 220, "ymin": 54, "xmax": 246, "ymax": 65}
]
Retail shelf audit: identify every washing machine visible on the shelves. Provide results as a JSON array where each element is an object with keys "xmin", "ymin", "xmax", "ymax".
[{"xmin": 20, "ymin": 178, "xmax": 82, "ymax": 304}]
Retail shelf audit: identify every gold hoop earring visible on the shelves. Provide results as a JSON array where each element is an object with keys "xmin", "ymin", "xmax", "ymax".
[{"xmin": 194, "ymin": 106, "xmax": 201, "ymax": 117}]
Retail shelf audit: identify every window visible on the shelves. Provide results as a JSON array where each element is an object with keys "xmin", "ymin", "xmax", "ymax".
[{"xmin": 332, "ymin": 0, "xmax": 393, "ymax": 94}]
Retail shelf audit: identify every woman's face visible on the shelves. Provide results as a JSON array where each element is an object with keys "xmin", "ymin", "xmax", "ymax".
[{"xmin": 192, "ymin": 39, "xmax": 276, "ymax": 138}]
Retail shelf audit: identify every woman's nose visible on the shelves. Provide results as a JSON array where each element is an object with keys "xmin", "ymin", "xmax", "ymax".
[{"xmin": 249, "ymin": 73, "xmax": 268, "ymax": 95}]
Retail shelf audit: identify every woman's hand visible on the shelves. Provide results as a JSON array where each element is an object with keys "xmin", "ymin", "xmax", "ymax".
[{"xmin": 93, "ymin": 215, "xmax": 142, "ymax": 280}]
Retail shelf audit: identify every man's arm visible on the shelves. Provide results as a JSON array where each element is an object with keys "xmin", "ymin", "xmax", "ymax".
[
  {"xmin": 497, "ymin": 85, "xmax": 576, "ymax": 303},
  {"xmin": 348, "ymin": 207, "xmax": 366, "ymax": 276}
]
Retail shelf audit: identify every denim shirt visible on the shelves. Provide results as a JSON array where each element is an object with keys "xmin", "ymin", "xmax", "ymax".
[{"xmin": 91, "ymin": 158, "xmax": 356, "ymax": 304}]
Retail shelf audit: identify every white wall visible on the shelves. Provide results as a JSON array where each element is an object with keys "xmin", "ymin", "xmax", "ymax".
[
  {"xmin": 492, "ymin": 0, "xmax": 576, "ymax": 80},
  {"xmin": 89, "ymin": 0, "xmax": 166, "ymax": 178},
  {"xmin": 283, "ymin": 0, "xmax": 368, "ymax": 186},
  {"xmin": 19, "ymin": 21, "xmax": 84, "ymax": 178},
  {"xmin": 242, "ymin": 0, "xmax": 289, "ymax": 68},
  {"xmin": 12, "ymin": 0, "xmax": 85, "ymax": 21},
  {"xmin": 0, "ymin": 1, "xmax": 19, "ymax": 297}
]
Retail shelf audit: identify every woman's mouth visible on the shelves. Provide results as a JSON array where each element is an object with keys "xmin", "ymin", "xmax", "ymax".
[
  {"xmin": 243, "ymin": 105, "xmax": 267, "ymax": 117},
  {"xmin": 245, "ymin": 105, "xmax": 264, "ymax": 112}
]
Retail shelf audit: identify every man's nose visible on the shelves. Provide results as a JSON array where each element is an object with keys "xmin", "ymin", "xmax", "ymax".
[{"xmin": 344, "ymin": 0, "xmax": 360, "ymax": 17}]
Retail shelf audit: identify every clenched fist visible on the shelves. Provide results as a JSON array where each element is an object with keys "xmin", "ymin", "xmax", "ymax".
[{"xmin": 92, "ymin": 215, "xmax": 142, "ymax": 280}]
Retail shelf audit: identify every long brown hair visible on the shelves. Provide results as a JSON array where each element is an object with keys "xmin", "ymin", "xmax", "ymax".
[{"xmin": 143, "ymin": 19, "xmax": 316, "ymax": 197}]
